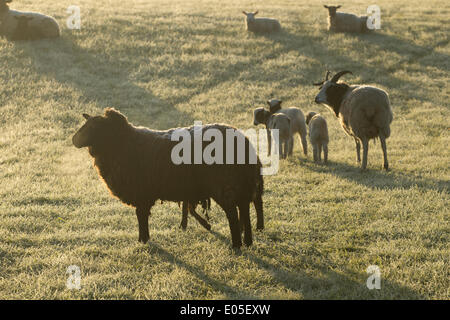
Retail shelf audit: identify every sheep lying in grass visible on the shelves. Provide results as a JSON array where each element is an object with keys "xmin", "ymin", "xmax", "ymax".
[
  {"xmin": 314, "ymin": 70, "xmax": 393, "ymax": 170},
  {"xmin": 305, "ymin": 112, "xmax": 329, "ymax": 164},
  {"xmin": 72, "ymin": 108, "xmax": 264, "ymax": 248},
  {"xmin": 242, "ymin": 11, "xmax": 281, "ymax": 33},
  {"xmin": 266, "ymin": 113, "xmax": 292, "ymax": 159},
  {"xmin": 267, "ymin": 99, "xmax": 308, "ymax": 157},
  {"xmin": 0, "ymin": 0, "xmax": 60, "ymax": 40},
  {"xmin": 323, "ymin": 5, "xmax": 370, "ymax": 33}
]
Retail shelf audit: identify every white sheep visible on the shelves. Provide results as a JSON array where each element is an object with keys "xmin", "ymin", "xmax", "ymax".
[
  {"xmin": 323, "ymin": 5, "xmax": 370, "ymax": 33},
  {"xmin": 305, "ymin": 112, "xmax": 329, "ymax": 164},
  {"xmin": 266, "ymin": 112, "xmax": 292, "ymax": 159},
  {"xmin": 0, "ymin": 0, "xmax": 60, "ymax": 40},
  {"xmin": 242, "ymin": 11, "xmax": 281, "ymax": 34},
  {"xmin": 314, "ymin": 70, "xmax": 393, "ymax": 170},
  {"xmin": 267, "ymin": 99, "xmax": 308, "ymax": 157}
]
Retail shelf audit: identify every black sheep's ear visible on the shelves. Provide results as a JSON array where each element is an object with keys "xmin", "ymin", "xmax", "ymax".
[
  {"xmin": 324, "ymin": 5, "xmax": 329, "ymax": 8},
  {"xmin": 242, "ymin": 11, "xmax": 247, "ymax": 15},
  {"xmin": 82, "ymin": 113, "xmax": 91, "ymax": 120},
  {"xmin": 337, "ymin": 5, "xmax": 342, "ymax": 9}
]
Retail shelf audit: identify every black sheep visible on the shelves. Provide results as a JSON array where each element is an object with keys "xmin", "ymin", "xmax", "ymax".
[{"xmin": 72, "ymin": 108, "xmax": 264, "ymax": 248}]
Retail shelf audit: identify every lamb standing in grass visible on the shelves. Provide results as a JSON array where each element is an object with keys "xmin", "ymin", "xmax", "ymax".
[
  {"xmin": 72, "ymin": 108, "xmax": 264, "ymax": 249},
  {"xmin": 313, "ymin": 70, "xmax": 393, "ymax": 170},
  {"xmin": 0, "ymin": 0, "xmax": 60, "ymax": 40},
  {"xmin": 242, "ymin": 11, "xmax": 281, "ymax": 33},
  {"xmin": 267, "ymin": 99, "xmax": 308, "ymax": 157},
  {"xmin": 305, "ymin": 112, "xmax": 329, "ymax": 164},
  {"xmin": 323, "ymin": 5, "xmax": 370, "ymax": 33},
  {"xmin": 266, "ymin": 113, "xmax": 292, "ymax": 159}
]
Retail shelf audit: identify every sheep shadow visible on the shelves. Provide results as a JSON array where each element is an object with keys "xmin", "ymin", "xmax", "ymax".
[
  {"xmin": 345, "ymin": 30, "xmax": 449, "ymax": 72},
  {"xmin": 11, "ymin": 36, "xmax": 194, "ymax": 129},
  {"xmin": 257, "ymin": 28, "xmax": 436, "ymax": 103},
  {"xmin": 303, "ymin": 159, "xmax": 449, "ymax": 193},
  {"xmin": 206, "ymin": 230, "xmax": 424, "ymax": 299},
  {"xmin": 146, "ymin": 241, "xmax": 259, "ymax": 299}
]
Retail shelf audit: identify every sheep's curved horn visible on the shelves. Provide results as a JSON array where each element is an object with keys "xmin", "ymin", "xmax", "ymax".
[{"xmin": 331, "ymin": 70, "xmax": 352, "ymax": 83}]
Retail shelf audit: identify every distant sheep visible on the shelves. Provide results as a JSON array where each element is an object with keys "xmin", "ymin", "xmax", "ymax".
[
  {"xmin": 72, "ymin": 108, "xmax": 264, "ymax": 248},
  {"xmin": 305, "ymin": 112, "xmax": 329, "ymax": 164},
  {"xmin": 323, "ymin": 5, "xmax": 370, "ymax": 33},
  {"xmin": 314, "ymin": 70, "xmax": 393, "ymax": 170},
  {"xmin": 266, "ymin": 112, "xmax": 292, "ymax": 159},
  {"xmin": 0, "ymin": 0, "xmax": 60, "ymax": 40},
  {"xmin": 242, "ymin": 11, "xmax": 281, "ymax": 33}
]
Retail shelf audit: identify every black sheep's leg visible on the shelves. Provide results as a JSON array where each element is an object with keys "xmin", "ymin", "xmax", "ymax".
[
  {"xmin": 254, "ymin": 194, "xmax": 264, "ymax": 231},
  {"xmin": 238, "ymin": 202, "xmax": 252, "ymax": 246},
  {"xmin": 214, "ymin": 191, "xmax": 241, "ymax": 248},
  {"xmin": 188, "ymin": 203, "xmax": 211, "ymax": 231},
  {"xmin": 136, "ymin": 206, "xmax": 150, "ymax": 243},
  {"xmin": 180, "ymin": 201, "xmax": 188, "ymax": 230},
  {"xmin": 224, "ymin": 205, "xmax": 242, "ymax": 249}
]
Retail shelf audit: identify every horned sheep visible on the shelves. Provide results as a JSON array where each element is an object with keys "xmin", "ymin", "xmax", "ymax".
[
  {"xmin": 305, "ymin": 112, "xmax": 329, "ymax": 164},
  {"xmin": 72, "ymin": 108, "xmax": 264, "ymax": 249},
  {"xmin": 313, "ymin": 70, "xmax": 393, "ymax": 170},
  {"xmin": 0, "ymin": 0, "xmax": 60, "ymax": 40}
]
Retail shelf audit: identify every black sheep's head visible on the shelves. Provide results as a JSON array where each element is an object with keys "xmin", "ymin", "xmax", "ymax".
[
  {"xmin": 72, "ymin": 108, "xmax": 128, "ymax": 148},
  {"xmin": 313, "ymin": 70, "xmax": 352, "ymax": 116},
  {"xmin": 324, "ymin": 5, "xmax": 342, "ymax": 16}
]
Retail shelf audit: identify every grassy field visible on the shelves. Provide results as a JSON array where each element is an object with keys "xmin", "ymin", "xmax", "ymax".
[{"xmin": 0, "ymin": 0, "xmax": 448, "ymax": 299}]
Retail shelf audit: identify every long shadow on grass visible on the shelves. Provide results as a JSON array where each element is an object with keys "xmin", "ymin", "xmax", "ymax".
[
  {"xmin": 256, "ymin": 30, "xmax": 436, "ymax": 102},
  {"xmin": 147, "ymin": 241, "xmax": 258, "ymax": 299},
  {"xmin": 13, "ymin": 37, "xmax": 194, "ymax": 129},
  {"xmin": 345, "ymin": 32, "xmax": 450, "ymax": 72},
  {"xmin": 303, "ymin": 160, "xmax": 449, "ymax": 193},
  {"xmin": 208, "ymin": 230, "xmax": 424, "ymax": 299}
]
